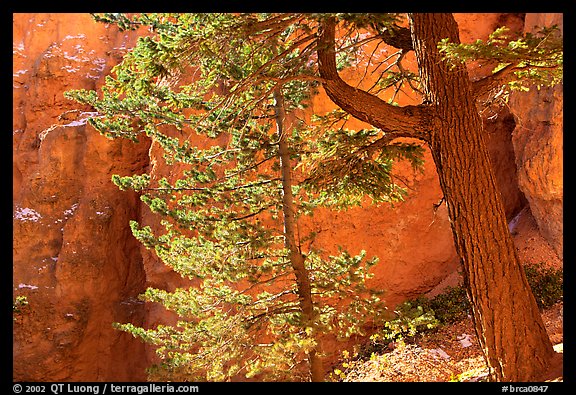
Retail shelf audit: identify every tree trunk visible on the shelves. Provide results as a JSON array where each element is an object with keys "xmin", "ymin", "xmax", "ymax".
[
  {"xmin": 273, "ymin": 87, "xmax": 324, "ymax": 382},
  {"xmin": 317, "ymin": 14, "xmax": 559, "ymax": 381},
  {"xmin": 408, "ymin": 13, "xmax": 556, "ymax": 382}
]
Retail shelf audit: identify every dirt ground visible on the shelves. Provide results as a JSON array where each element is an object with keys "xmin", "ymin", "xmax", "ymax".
[
  {"xmin": 339, "ymin": 301, "xmax": 563, "ymax": 382},
  {"xmin": 336, "ymin": 208, "xmax": 564, "ymax": 383}
]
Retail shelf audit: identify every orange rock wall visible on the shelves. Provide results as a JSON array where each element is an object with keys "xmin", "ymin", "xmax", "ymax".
[
  {"xmin": 13, "ymin": 13, "xmax": 562, "ymax": 381},
  {"xmin": 509, "ymin": 14, "xmax": 563, "ymax": 259},
  {"xmin": 13, "ymin": 13, "xmax": 150, "ymax": 381}
]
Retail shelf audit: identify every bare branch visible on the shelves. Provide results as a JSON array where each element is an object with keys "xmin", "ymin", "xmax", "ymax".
[{"xmin": 317, "ymin": 17, "xmax": 431, "ymax": 142}]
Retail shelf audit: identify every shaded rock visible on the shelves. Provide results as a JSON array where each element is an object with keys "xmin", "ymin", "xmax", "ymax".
[{"xmin": 508, "ymin": 13, "xmax": 563, "ymax": 259}]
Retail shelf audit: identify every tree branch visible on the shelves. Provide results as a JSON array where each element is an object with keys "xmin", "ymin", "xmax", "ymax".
[
  {"xmin": 471, "ymin": 63, "xmax": 518, "ymax": 97},
  {"xmin": 472, "ymin": 62, "xmax": 561, "ymax": 97},
  {"xmin": 377, "ymin": 25, "xmax": 413, "ymax": 51},
  {"xmin": 316, "ymin": 17, "xmax": 431, "ymax": 142}
]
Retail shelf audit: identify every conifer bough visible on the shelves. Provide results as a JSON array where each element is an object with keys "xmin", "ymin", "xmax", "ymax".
[{"xmin": 66, "ymin": 12, "xmax": 562, "ymax": 382}]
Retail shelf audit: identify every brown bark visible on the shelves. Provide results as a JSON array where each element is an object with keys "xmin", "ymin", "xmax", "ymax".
[
  {"xmin": 317, "ymin": 13, "xmax": 557, "ymax": 381},
  {"xmin": 273, "ymin": 87, "xmax": 324, "ymax": 382},
  {"xmin": 377, "ymin": 25, "xmax": 413, "ymax": 52},
  {"xmin": 410, "ymin": 13, "xmax": 556, "ymax": 382},
  {"xmin": 317, "ymin": 18, "xmax": 431, "ymax": 141}
]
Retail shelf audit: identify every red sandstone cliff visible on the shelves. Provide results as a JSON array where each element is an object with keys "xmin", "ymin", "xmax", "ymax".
[{"xmin": 12, "ymin": 13, "xmax": 562, "ymax": 381}]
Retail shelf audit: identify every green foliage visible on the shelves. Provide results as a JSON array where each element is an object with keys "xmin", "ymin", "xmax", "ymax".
[
  {"xmin": 116, "ymin": 249, "xmax": 387, "ymax": 381},
  {"xmin": 375, "ymin": 262, "xmax": 564, "ymax": 336},
  {"xmin": 422, "ymin": 263, "xmax": 564, "ymax": 323},
  {"xmin": 379, "ymin": 300, "xmax": 439, "ymax": 341},
  {"xmin": 13, "ymin": 295, "xmax": 29, "ymax": 315},
  {"xmin": 64, "ymin": 12, "xmax": 564, "ymax": 382},
  {"xmin": 338, "ymin": 261, "xmax": 563, "ymax": 381},
  {"xmin": 449, "ymin": 367, "xmax": 490, "ymax": 382},
  {"xmin": 66, "ymin": 13, "xmax": 414, "ymax": 382},
  {"xmin": 524, "ymin": 263, "xmax": 563, "ymax": 309},
  {"xmin": 438, "ymin": 25, "xmax": 563, "ymax": 90},
  {"xmin": 331, "ymin": 13, "xmax": 404, "ymax": 30},
  {"xmin": 423, "ymin": 286, "xmax": 471, "ymax": 324},
  {"xmin": 357, "ymin": 299, "xmax": 439, "ymax": 360},
  {"xmin": 300, "ymin": 110, "xmax": 424, "ymax": 209}
]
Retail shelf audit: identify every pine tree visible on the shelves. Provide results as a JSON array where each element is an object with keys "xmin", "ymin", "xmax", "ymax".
[{"xmin": 66, "ymin": 13, "xmax": 422, "ymax": 381}]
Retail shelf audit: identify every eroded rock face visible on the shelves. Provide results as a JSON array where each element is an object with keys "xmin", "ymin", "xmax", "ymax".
[
  {"xmin": 508, "ymin": 13, "xmax": 563, "ymax": 259},
  {"xmin": 13, "ymin": 13, "xmax": 150, "ymax": 381},
  {"xmin": 13, "ymin": 13, "xmax": 562, "ymax": 381}
]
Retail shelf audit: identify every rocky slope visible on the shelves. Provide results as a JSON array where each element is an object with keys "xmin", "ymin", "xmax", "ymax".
[{"xmin": 12, "ymin": 13, "xmax": 562, "ymax": 381}]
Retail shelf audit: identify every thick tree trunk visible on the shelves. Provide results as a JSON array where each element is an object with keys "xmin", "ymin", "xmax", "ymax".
[
  {"xmin": 317, "ymin": 14, "xmax": 558, "ymax": 381},
  {"xmin": 273, "ymin": 88, "xmax": 324, "ymax": 382},
  {"xmin": 409, "ymin": 13, "xmax": 556, "ymax": 381}
]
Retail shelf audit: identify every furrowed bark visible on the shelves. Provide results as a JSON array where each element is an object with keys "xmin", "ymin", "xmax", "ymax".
[
  {"xmin": 316, "ymin": 13, "xmax": 559, "ymax": 382},
  {"xmin": 409, "ymin": 12, "xmax": 556, "ymax": 382}
]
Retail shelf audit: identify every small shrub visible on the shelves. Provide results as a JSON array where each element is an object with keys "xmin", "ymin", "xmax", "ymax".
[
  {"xmin": 416, "ymin": 262, "xmax": 563, "ymax": 322},
  {"xmin": 427, "ymin": 286, "xmax": 471, "ymax": 324},
  {"xmin": 338, "ymin": 263, "xmax": 563, "ymax": 380},
  {"xmin": 524, "ymin": 263, "xmax": 563, "ymax": 309},
  {"xmin": 382, "ymin": 300, "xmax": 440, "ymax": 341},
  {"xmin": 358, "ymin": 299, "xmax": 439, "ymax": 360}
]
